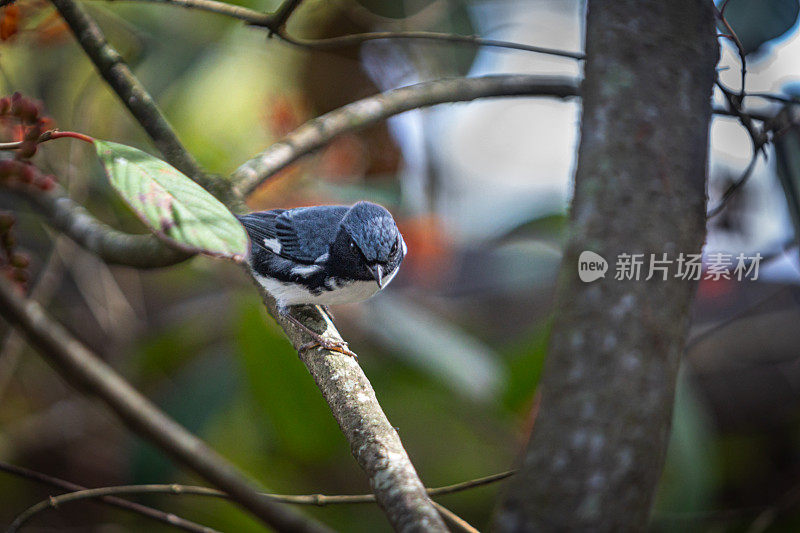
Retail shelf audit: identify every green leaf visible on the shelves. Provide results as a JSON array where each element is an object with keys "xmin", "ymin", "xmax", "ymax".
[
  {"xmin": 722, "ymin": 0, "xmax": 800, "ymax": 55},
  {"xmin": 95, "ymin": 140, "xmax": 248, "ymax": 260}
]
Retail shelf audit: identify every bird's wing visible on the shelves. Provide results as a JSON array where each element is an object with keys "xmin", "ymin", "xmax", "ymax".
[
  {"xmin": 274, "ymin": 206, "xmax": 348, "ymax": 263},
  {"xmin": 238, "ymin": 206, "xmax": 347, "ymax": 264},
  {"xmin": 237, "ymin": 209, "xmax": 284, "ymax": 248}
]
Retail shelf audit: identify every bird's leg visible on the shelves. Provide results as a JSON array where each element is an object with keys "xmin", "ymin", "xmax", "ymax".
[
  {"xmin": 279, "ymin": 307, "xmax": 356, "ymax": 358},
  {"xmin": 318, "ymin": 305, "xmax": 335, "ymax": 321}
]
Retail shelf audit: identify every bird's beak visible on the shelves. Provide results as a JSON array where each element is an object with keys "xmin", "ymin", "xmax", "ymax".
[{"xmin": 370, "ymin": 264, "xmax": 384, "ymax": 288}]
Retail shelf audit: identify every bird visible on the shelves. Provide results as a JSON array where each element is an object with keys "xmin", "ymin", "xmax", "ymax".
[{"xmin": 237, "ymin": 201, "xmax": 407, "ymax": 356}]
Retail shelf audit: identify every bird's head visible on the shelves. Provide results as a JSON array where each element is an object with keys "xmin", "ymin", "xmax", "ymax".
[{"xmin": 332, "ymin": 201, "xmax": 406, "ymax": 288}]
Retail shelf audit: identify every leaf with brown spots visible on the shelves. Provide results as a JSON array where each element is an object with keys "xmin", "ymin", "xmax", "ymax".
[{"xmin": 95, "ymin": 140, "xmax": 248, "ymax": 261}]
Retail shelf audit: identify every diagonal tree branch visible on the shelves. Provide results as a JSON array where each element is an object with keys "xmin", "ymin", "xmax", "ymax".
[
  {"xmin": 12, "ymin": 185, "xmax": 193, "ymax": 268},
  {"xmin": 0, "ymin": 277, "xmax": 332, "ymax": 533},
  {"xmin": 254, "ymin": 291, "xmax": 448, "ymax": 532},
  {"xmin": 231, "ymin": 74, "xmax": 581, "ymax": 198},
  {"xmin": 49, "ymin": 0, "xmax": 223, "ymax": 198}
]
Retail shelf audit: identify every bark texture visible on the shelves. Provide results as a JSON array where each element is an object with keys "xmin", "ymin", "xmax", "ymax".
[
  {"xmin": 254, "ymin": 299, "xmax": 448, "ymax": 533},
  {"xmin": 495, "ymin": 1, "xmax": 718, "ymax": 531}
]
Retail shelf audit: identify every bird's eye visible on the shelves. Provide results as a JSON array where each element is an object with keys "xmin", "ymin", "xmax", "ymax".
[
  {"xmin": 391, "ymin": 240, "xmax": 398, "ymax": 256},
  {"xmin": 349, "ymin": 239, "xmax": 357, "ymax": 251}
]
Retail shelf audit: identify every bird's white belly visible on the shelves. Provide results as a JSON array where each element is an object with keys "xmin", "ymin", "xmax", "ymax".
[{"xmin": 254, "ymin": 274, "xmax": 381, "ymax": 307}]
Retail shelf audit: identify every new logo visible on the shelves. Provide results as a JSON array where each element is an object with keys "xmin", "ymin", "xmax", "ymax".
[{"xmin": 578, "ymin": 251, "xmax": 608, "ymax": 282}]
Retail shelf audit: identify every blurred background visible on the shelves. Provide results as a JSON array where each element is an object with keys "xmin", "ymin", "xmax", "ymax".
[{"xmin": 0, "ymin": 0, "xmax": 800, "ymax": 530}]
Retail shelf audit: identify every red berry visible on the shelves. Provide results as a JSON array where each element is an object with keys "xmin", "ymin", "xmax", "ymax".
[
  {"xmin": 37, "ymin": 175, "xmax": 56, "ymax": 191},
  {"xmin": 10, "ymin": 94, "xmax": 21, "ymax": 116},
  {"xmin": 0, "ymin": 160, "xmax": 16, "ymax": 179},
  {"xmin": 19, "ymin": 100, "xmax": 40, "ymax": 123},
  {"xmin": 19, "ymin": 164, "xmax": 36, "ymax": 183}
]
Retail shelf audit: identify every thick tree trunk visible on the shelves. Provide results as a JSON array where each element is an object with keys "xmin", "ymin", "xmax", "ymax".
[{"xmin": 495, "ymin": 1, "xmax": 718, "ymax": 531}]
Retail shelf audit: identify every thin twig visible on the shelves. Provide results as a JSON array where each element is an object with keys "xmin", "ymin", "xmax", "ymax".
[
  {"xmin": 49, "ymin": 0, "xmax": 222, "ymax": 197},
  {"xmin": 712, "ymin": 105, "xmax": 773, "ymax": 123},
  {"xmin": 431, "ymin": 501, "xmax": 481, "ymax": 533},
  {"xmin": 717, "ymin": 81, "xmax": 767, "ymax": 150},
  {"xmin": 272, "ymin": 28, "xmax": 585, "ymax": 60},
  {"xmin": 715, "ymin": 5, "xmax": 747, "ymax": 101},
  {"xmin": 708, "ymin": 81, "xmax": 775, "ymax": 217},
  {"xmin": 231, "ymin": 74, "xmax": 580, "ymax": 198},
  {"xmin": 267, "ymin": 0, "xmax": 303, "ymax": 33},
  {"xmin": 7, "ymin": 470, "xmax": 514, "ymax": 531},
  {"xmin": 0, "ymin": 130, "xmax": 94, "ymax": 150},
  {"xmin": 685, "ymin": 286, "xmax": 790, "ymax": 352},
  {"xmin": 706, "ymin": 145, "xmax": 761, "ymax": 218},
  {"xmin": 99, "ymin": 0, "xmax": 271, "ymax": 24},
  {"xmin": 745, "ymin": 92, "xmax": 800, "ymax": 105},
  {"xmin": 0, "ymin": 461, "xmax": 216, "ymax": 533},
  {"xmin": 96, "ymin": 0, "xmax": 584, "ymax": 60},
  {"xmin": 0, "ymin": 278, "xmax": 332, "ymax": 533}
]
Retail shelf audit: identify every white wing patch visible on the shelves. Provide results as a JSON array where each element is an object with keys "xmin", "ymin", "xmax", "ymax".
[
  {"xmin": 263, "ymin": 238, "xmax": 282, "ymax": 254},
  {"xmin": 291, "ymin": 264, "xmax": 323, "ymax": 277}
]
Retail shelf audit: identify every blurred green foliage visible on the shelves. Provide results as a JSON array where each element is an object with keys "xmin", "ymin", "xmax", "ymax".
[{"xmin": 2, "ymin": 0, "xmax": 800, "ymax": 531}]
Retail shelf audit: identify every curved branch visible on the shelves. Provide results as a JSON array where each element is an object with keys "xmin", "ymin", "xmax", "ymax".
[
  {"xmin": 431, "ymin": 501, "xmax": 480, "ymax": 533},
  {"xmin": 271, "ymin": 29, "xmax": 585, "ymax": 60},
  {"xmin": 50, "ymin": 0, "xmax": 218, "ymax": 196},
  {"xmin": 715, "ymin": 5, "xmax": 747, "ymax": 101},
  {"xmin": 13, "ymin": 186, "xmax": 193, "ymax": 268},
  {"xmin": 7, "ymin": 469, "xmax": 515, "ymax": 530},
  {"xmin": 231, "ymin": 74, "xmax": 581, "ymax": 198},
  {"xmin": 254, "ymin": 290, "xmax": 448, "ymax": 532},
  {"xmin": 104, "ymin": 0, "xmax": 272, "ymax": 24},
  {"xmin": 706, "ymin": 145, "xmax": 761, "ymax": 218},
  {"xmin": 98, "ymin": 0, "xmax": 583, "ymax": 60},
  {"xmin": 0, "ymin": 278, "xmax": 332, "ymax": 533},
  {"xmin": 0, "ymin": 461, "xmax": 216, "ymax": 533}
]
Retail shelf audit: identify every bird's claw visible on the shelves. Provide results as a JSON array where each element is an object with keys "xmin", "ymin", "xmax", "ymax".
[{"xmin": 300, "ymin": 337, "xmax": 358, "ymax": 359}]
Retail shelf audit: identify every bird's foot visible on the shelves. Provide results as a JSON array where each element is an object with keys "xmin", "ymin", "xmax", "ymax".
[
  {"xmin": 281, "ymin": 307, "xmax": 357, "ymax": 358},
  {"xmin": 299, "ymin": 336, "xmax": 357, "ymax": 359}
]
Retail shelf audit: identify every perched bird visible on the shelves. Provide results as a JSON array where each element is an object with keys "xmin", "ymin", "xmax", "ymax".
[{"xmin": 238, "ymin": 201, "xmax": 407, "ymax": 356}]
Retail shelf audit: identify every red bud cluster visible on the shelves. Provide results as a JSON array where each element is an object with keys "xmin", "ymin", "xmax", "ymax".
[
  {"xmin": 0, "ymin": 92, "xmax": 57, "ymax": 191},
  {"xmin": 0, "ymin": 211, "xmax": 30, "ymax": 292}
]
